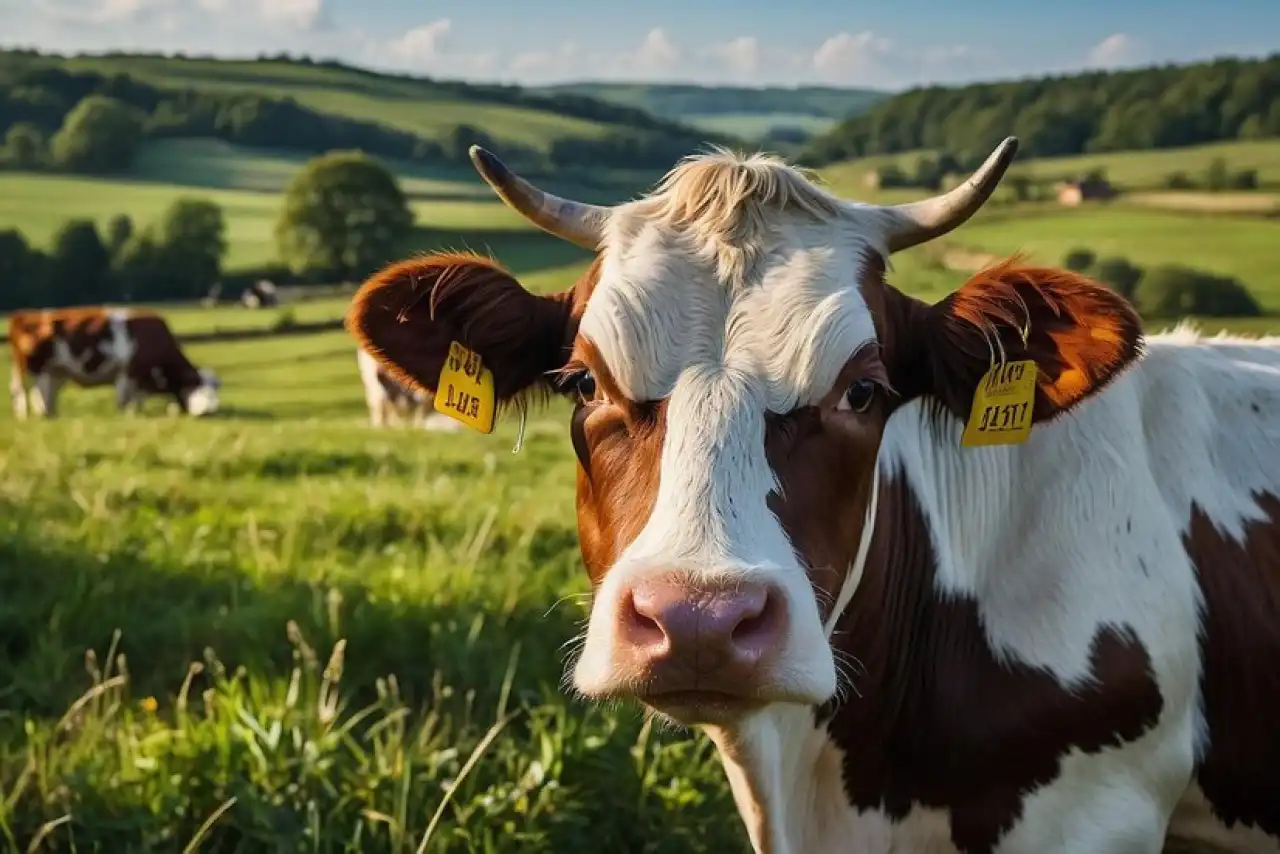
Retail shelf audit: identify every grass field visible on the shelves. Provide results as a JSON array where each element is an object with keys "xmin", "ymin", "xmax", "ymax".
[
  {"xmin": 3, "ymin": 245, "xmax": 1277, "ymax": 850},
  {"xmin": 0, "ymin": 255, "xmax": 754, "ymax": 851}
]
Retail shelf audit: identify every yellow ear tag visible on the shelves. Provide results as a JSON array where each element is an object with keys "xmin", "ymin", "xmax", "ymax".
[
  {"xmin": 434, "ymin": 341, "xmax": 496, "ymax": 434},
  {"xmin": 961, "ymin": 359, "xmax": 1038, "ymax": 447}
]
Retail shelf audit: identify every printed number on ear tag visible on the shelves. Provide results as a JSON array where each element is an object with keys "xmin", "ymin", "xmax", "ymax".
[
  {"xmin": 961, "ymin": 359, "xmax": 1037, "ymax": 447},
  {"xmin": 435, "ymin": 341, "xmax": 496, "ymax": 434}
]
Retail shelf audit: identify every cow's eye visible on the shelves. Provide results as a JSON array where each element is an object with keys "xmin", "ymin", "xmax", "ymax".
[
  {"xmin": 573, "ymin": 370, "xmax": 597, "ymax": 402},
  {"xmin": 839, "ymin": 378, "xmax": 877, "ymax": 414}
]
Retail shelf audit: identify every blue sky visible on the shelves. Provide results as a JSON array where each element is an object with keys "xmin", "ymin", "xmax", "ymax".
[{"xmin": 1, "ymin": 0, "xmax": 1275, "ymax": 89}]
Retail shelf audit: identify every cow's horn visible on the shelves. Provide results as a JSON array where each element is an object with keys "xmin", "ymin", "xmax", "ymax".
[
  {"xmin": 468, "ymin": 146, "xmax": 610, "ymax": 251},
  {"xmin": 881, "ymin": 136, "xmax": 1019, "ymax": 254}
]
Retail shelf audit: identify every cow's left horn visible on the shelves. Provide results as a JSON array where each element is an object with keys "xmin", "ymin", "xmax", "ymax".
[
  {"xmin": 468, "ymin": 146, "xmax": 610, "ymax": 250},
  {"xmin": 881, "ymin": 136, "xmax": 1019, "ymax": 254}
]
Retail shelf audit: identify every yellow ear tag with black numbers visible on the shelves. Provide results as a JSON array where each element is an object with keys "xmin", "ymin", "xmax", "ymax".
[
  {"xmin": 961, "ymin": 359, "xmax": 1037, "ymax": 447},
  {"xmin": 434, "ymin": 341, "xmax": 496, "ymax": 434}
]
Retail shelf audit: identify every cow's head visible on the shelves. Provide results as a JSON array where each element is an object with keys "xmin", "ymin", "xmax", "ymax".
[
  {"xmin": 347, "ymin": 139, "xmax": 1143, "ymax": 727},
  {"xmin": 182, "ymin": 367, "xmax": 221, "ymax": 417}
]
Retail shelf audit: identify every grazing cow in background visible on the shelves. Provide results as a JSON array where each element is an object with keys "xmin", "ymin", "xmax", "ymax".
[
  {"xmin": 9, "ymin": 307, "xmax": 220, "ymax": 418},
  {"xmin": 356, "ymin": 346, "xmax": 459, "ymax": 431},
  {"xmin": 347, "ymin": 138, "xmax": 1280, "ymax": 853}
]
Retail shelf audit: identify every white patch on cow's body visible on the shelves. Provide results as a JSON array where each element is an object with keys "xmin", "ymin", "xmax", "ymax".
[
  {"xmin": 702, "ymin": 325, "xmax": 1280, "ymax": 853},
  {"xmin": 573, "ymin": 168, "xmax": 892, "ymax": 703},
  {"xmin": 357, "ymin": 346, "xmax": 434, "ymax": 428},
  {"xmin": 9, "ymin": 363, "xmax": 28, "ymax": 420},
  {"xmin": 707, "ymin": 707, "xmax": 958, "ymax": 854}
]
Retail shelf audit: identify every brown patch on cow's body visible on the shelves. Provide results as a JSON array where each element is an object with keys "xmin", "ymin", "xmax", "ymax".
[
  {"xmin": 9, "ymin": 307, "xmax": 213, "ymax": 413},
  {"xmin": 1182, "ymin": 493, "xmax": 1280, "ymax": 839},
  {"xmin": 815, "ymin": 475, "xmax": 1165, "ymax": 854},
  {"xmin": 9, "ymin": 308, "xmax": 114, "ymax": 380}
]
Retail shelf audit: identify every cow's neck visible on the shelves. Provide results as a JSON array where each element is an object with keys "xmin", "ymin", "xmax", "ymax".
[{"xmin": 702, "ymin": 458, "xmax": 952, "ymax": 854}]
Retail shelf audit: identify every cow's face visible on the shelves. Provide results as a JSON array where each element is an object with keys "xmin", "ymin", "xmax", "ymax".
[
  {"xmin": 349, "ymin": 141, "xmax": 1143, "ymax": 727},
  {"xmin": 183, "ymin": 368, "xmax": 220, "ymax": 417}
]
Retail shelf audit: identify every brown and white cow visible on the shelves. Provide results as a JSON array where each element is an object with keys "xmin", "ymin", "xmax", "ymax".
[
  {"xmin": 9, "ymin": 307, "xmax": 220, "ymax": 418},
  {"xmin": 347, "ymin": 139, "xmax": 1280, "ymax": 853},
  {"xmin": 356, "ymin": 345, "xmax": 460, "ymax": 431}
]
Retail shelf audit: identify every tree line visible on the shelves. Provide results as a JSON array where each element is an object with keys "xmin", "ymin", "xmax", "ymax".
[
  {"xmin": 0, "ymin": 150, "xmax": 428, "ymax": 312},
  {"xmin": 802, "ymin": 54, "xmax": 1280, "ymax": 167},
  {"xmin": 0, "ymin": 50, "xmax": 728, "ymax": 177}
]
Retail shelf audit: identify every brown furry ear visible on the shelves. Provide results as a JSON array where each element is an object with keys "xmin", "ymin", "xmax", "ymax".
[
  {"xmin": 345, "ymin": 251, "xmax": 576, "ymax": 406},
  {"xmin": 926, "ymin": 258, "xmax": 1145, "ymax": 424}
]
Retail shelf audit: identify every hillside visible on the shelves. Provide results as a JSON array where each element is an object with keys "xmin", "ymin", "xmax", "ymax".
[
  {"xmin": 540, "ymin": 82, "xmax": 886, "ymax": 141},
  {"xmin": 0, "ymin": 49, "xmax": 735, "ymax": 182},
  {"xmin": 802, "ymin": 53, "xmax": 1280, "ymax": 167}
]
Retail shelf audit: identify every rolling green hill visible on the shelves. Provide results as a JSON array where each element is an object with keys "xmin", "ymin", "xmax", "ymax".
[
  {"xmin": 0, "ymin": 49, "xmax": 738, "ymax": 189},
  {"xmin": 49, "ymin": 52, "xmax": 709, "ymax": 152},
  {"xmin": 538, "ymin": 82, "xmax": 887, "ymax": 141}
]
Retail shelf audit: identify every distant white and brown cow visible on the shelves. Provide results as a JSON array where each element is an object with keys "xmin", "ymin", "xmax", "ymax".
[
  {"xmin": 9, "ymin": 307, "xmax": 220, "ymax": 418},
  {"xmin": 356, "ymin": 346, "xmax": 459, "ymax": 431},
  {"xmin": 347, "ymin": 140, "xmax": 1280, "ymax": 853}
]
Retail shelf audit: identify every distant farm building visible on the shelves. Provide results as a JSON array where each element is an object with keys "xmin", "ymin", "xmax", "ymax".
[{"xmin": 1056, "ymin": 176, "xmax": 1117, "ymax": 206}]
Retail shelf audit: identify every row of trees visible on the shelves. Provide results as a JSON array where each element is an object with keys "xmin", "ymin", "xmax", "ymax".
[
  {"xmin": 0, "ymin": 51, "xmax": 724, "ymax": 178},
  {"xmin": 0, "ymin": 150, "xmax": 416, "ymax": 311},
  {"xmin": 0, "ymin": 198, "xmax": 226, "ymax": 311},
  {"xmin": 803, "ymin": 54, "xmax": 1280, "ymax": 167},
  {"xmin": 1064, "ymin": 248, "xmax": 1262, "ymax": 319}
]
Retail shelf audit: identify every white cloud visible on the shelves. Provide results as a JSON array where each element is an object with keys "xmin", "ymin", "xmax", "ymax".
[
  {"xmin": 811, "ymin": 30, "xmax": 895, "ymax": 81},
  {"xmin": 633, "ymin": 27, "xmax": 681, "ymax": 72},
  {"xmin": 709, "ymin": 36, "xmax": 760, "ymax": 77},
  {"xmin": 1086, "ymin": 33, "xmax": 1139, "ymax": 68},
  {"xmin": 387, "ymin": 19, "xmax": 452, "ymax": 67},
  {"xmin": 259, "ymin": 0, "xmax": 328, "ymax": 32}
]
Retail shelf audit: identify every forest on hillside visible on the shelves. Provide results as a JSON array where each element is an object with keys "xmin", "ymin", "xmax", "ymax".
[
  {"xmin": 541, "ymin": 82, "xmax": 886, "ymax": 120},
  {"xmin": 0, "ymin": 50, "xmax": 729, "ymax": 177},
  {"xmin": 802, "ymin": 54, "xmax": 1280, "ymax": 167}
]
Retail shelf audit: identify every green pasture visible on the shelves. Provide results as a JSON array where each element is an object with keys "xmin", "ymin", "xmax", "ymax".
[
  {"xmin": 2, "ymin": 195, "xmax": 1279, "ymax": 848},
  {"xmin": 944, "ymin": 205, "xmax": 1280, "ymax": 308}
]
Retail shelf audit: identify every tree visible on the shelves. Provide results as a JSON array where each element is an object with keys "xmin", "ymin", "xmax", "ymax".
[
  {"xmin": 274, "ymin": 151, "xmax": 413, "ymax": 281},
  {"xmin": 111, "ymin": 226, "xmax": 167, "ymax": 302},
  {"xmin": 45, "ymin": 219, "xmax": 112, "ymax": 306},
  {"xmin": 105, "ymin": 213, "xmax": 134, "ymax": 256},
  {"xmin": 1063, "ymin": 248, "xmax": 1096, "ymax": 272},
  {"xmin": 1090, "ymin": 257, "xmax": 1144, "ymax": 301},
  {"xmin": 1, "ymin": 123, "xmax": 47, "ymax": 169},
  {"xmin": 48, "ymin": 95, "xmax": 143, "ymax": 174},
  {"xmin": 157, "ymin": 198, "xmax": 226, "ymax": 298},
  {"xmin": 1204, "ymin": 157, "xmax": 1230, "ymax": 192},
  {"xmin": 0, "ymin": 229, "xmax": 46, "ymax": 310}
]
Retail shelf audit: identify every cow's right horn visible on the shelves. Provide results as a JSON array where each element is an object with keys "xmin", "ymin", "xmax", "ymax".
[
  {"xmin": 469, "ymin": 146, "xmax": 610, "ymax": 251},
  {"xmin": 880, "ymin": 136, "xmax": 1020, "ymax": 254}
]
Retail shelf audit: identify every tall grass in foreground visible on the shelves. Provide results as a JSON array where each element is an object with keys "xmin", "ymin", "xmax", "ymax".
[{"xmin": 0, "ymin": 417, "xmax": 749, "ymax": 852}]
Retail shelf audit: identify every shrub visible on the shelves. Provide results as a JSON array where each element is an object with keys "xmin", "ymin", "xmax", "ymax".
[
  {"xmin": 1135, "ymin": 265, "xmax": 1262, "ymax": 318},
  {"xmin": 1089, "ymin": 256, "xmax": 1143, "ymax": 300},
  {"xmin": 1063, "ymin": 248, "xmax": 1096, "ymax": 272}
]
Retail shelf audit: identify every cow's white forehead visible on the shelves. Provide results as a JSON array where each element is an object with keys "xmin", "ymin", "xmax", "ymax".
[{"xmin": 579, "ymin": 208, "xmax": 883, "ymax": 410}]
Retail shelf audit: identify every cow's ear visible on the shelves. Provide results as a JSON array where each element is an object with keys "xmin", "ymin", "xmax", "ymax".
[
  {"xmin": 346, "ymin": 251, "xmax": 576, "ymax": 407},
  {"xmin": 924, "ymin": 258, "xmax": 1144, "ymax": 424}
]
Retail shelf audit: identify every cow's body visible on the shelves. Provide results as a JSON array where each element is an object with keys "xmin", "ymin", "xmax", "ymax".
[
  {"xmin": 356, "ymin": 346, "xmax": 459, "ymax": 431},
  {"xmin": 9, "ymin": 307, "xmax": 220, "ymax": 418},
  {"xmin": 348, "ymin": 141, "xmax": 1280, "ymax": 853}
]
